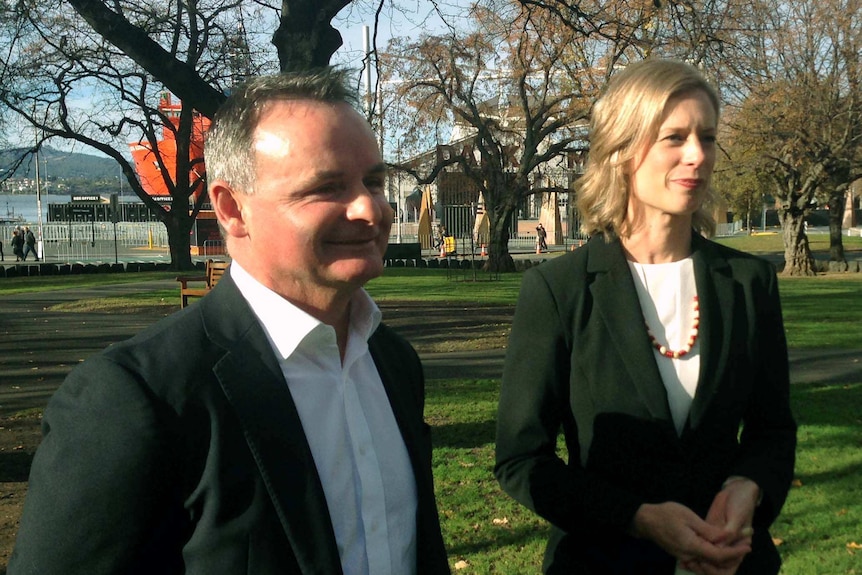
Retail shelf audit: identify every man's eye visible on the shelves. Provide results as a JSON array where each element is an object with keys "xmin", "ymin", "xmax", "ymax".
[
  {"xmin": 310, "ymin": 184, "xmax": 340, "ymax": 197},
  {"xmin": 365, "ymin": 178, "xmax": 385, "ymax": 191}
]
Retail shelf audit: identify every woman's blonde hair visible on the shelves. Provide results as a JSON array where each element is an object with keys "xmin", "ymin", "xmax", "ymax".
[{"xmin": 577, "ymin": 59, "xmax": 720, "ymax": 238}]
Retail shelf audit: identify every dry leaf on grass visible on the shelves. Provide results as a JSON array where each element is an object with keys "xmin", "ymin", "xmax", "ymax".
[
  {"xmin": 492, "ymin": 517, "xmax": 509, "ymax": 526},
  {"xmin": 454, "ymin": 559, "xmax": 469, "ymax": 570}
]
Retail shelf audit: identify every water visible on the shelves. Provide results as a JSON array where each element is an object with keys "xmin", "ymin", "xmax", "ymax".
[
  {"xmin": 0, "ymin": 193, "xmax": 137, "ymax": 224},
  {"xmin": 0, "ymin": 193, "xmax": 70, "ymax": 225}
]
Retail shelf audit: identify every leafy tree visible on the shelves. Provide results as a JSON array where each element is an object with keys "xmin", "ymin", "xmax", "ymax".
[
  {"xmin": 719, "ymin": 0, "xmax": 862, "ymax": 275},
  {"xmin": 821, "ymin": 168, "xmax": 860, "ymax": 266},
  {"xmin": 380, "ymin": 0, "xmax": 752, "ymax": 271},
  {"xmin": 381, "ymin": 0, "xmax": 663, "ymax": 272}
]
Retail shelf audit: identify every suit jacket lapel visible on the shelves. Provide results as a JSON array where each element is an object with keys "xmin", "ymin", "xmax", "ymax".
[
  {"xmin": 687, "ymin": 235, "xmax": 736, "ymax": 429},
  {"xmin": 368, "ymin": 336, "xmax": 424, "ymax": 472},
  {"xmin": 369, "ymin": 331, "xmax": 449, "ymax": 573},
  {"xmin": 585, "ymin": 235, "xmax": 738, "ymax": 433},
  {"xmin": 587, "ymin": 237, "xmax": 672, "ymax": 422},
  {"xmin": 201, "ymin": 277, "xmax": 343, "ymax": 574}
]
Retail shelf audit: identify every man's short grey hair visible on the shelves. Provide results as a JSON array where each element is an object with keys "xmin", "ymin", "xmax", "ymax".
[{"xmin": 205, "ymin": 67, "xmax": 360, "ymax": 194}]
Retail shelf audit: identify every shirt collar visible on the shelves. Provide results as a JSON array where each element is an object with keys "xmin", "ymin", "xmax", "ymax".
[{"xmin": 229, "ymin": 260, "xmax": 381, "ymax": 360}]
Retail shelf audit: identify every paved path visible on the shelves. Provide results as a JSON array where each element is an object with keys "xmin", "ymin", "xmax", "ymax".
[{"xmin": 1, "ymin": 280, "xmax": 860, "ymax": 417}]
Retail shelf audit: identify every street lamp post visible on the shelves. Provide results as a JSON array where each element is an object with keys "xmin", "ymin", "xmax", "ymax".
[{"xmin": 34, "ymin": 146, "xmax": 45, "ymax": 260}]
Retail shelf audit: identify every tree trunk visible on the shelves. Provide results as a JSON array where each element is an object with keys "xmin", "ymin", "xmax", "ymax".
[
  {"xmin": 484, "ymin": 199, "xmax": 516, "ymax": 273},
  {"xmin": 273, "ymin": 1, "xmax": 351, "ymax": 70},
  {"xmin": 828, "ymin": 191, "xmax": 846, "ymax": 263},
  {"xmin": 164, "ymin": 213, "xmax": 196, "ymax": 271},
  {"xmin": 780, "ymin": 209, "xmax": 815, "ymax": 276}
]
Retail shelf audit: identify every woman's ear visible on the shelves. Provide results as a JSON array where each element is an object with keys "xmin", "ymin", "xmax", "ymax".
[{"xmin": 209, "ymin": 181, "xmax": 248, "ymax": 238}]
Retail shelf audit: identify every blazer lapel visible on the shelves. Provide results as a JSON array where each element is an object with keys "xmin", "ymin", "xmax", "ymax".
[
  {"xmin": 202, "ymin": 278, "xmax": 343, "ymax": 574},
  {"xmin": 369, "ymin": 331, "xmax": 449, "ymax": 573},
  {"xmin": 587, "ymin": 237, "xmax": 672, "ymax": 422},
  {"xmin": 368, "ymin": 337, "xmax": 424, "ymax": 471},
  {"xmin": 687, "ymin": 235, "xmax": 736, "ymax": 429}
]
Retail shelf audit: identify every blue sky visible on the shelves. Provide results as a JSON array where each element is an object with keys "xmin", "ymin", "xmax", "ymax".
[{"xmin": 334, "ymin": 0, "xmax": 466, "ymax": 68}]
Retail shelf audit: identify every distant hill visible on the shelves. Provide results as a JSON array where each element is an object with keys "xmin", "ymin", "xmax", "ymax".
[{"xmin": 0, "ymin": 146, "xmax": 119, "ymax": 180}]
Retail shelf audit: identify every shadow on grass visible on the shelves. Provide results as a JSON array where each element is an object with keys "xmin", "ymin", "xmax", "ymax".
[
  {"xmin": 790, "ymin": 381, "xmax": 862, "ymax": 426},
  {"xmin": 445, "ymin": 522, "xmax": 550, "ymax": 560},
  {"xmin": 432, "ymin": 420, "xmax": 496, "ymax": 449},
  {"xmin": 0, "ymin": 452, "xmax": 34, "ymax": 482}
]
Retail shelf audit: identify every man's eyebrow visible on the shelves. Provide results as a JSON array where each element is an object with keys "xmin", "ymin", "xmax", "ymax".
[
  {"xmin": 367, "ymin": 163, "xmax": 388, "ymax": 175},
  {"xmin": 306, "ymin": 163, "xmax": 388, "ymax": 184}
]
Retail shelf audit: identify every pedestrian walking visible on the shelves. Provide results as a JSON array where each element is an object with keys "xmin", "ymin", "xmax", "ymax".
[
  {"xmin": 22, "ymin": 226, "xmax": 38, "ymax": 261},
  {"xmin": 10, "ymin": 229, "xmax": 24, "ymax": 262},
  {"xmin": 536, "ymin": 222, "xmax": 548, "ymax": 251}
]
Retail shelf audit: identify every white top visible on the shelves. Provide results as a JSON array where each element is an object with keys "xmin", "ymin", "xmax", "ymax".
[
  {"xmin": 627, "ymin": 258, "xmax": 701, "ymax": 436},
  {"xmin": 231, "ymin": 262, "xmax": 418, "ymax": 575}
]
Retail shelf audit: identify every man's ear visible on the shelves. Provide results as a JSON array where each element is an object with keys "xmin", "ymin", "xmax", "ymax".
[{"xmin": 209, "ymin": 181, "xmax": 248, "ymax": 238}]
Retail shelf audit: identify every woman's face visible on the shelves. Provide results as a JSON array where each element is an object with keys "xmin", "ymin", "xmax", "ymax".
[{"xmin": 627, "ymin": 89, "xmax": 717, "ymax": 225}]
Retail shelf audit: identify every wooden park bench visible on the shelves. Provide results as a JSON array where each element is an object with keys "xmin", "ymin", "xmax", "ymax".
[{"xmin": 176, "ymin": 259, "xmax": 229, "ymax": 308}]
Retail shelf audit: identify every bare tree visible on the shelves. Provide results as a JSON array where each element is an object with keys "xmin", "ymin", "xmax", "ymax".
[
  {"xmin": 64, "ymin": 0, "xmax": 354, "ymax": 114},
  {"xmin": 379, "ymin": 0, "xmax": 748, "ymax": 271},
  {"xmin": 0, "ymin": 0, "xmax": 271, "ymax": 269},
  {"xmin": 381, "ymin": 1, "xmax": 647, "ymax": 272},
  {"xmin": 0, "ymin": 0, "xmax": 362, "ymax": 269}
]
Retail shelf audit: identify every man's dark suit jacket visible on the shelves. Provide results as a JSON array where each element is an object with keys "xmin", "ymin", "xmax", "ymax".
[
  {"xmin": 9, "ymin": 274, "xmax": 450, "ymax": 575},
  {"xmin": 495, "ymin": 233, "xmax": 797, "ymax": 574}
]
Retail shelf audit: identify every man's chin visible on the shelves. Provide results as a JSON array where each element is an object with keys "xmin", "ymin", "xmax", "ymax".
[{"xmin": 325, "ymin": 257, "xmax": 386, "ymax": 287}]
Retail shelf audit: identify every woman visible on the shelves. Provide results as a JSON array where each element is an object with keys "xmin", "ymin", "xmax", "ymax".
[
  {"xmin": 495, "ymin": 59, "xmax": 796, "ymax": 575},
  {"xmin": 11, "ymin": 229, "xmax": 25, "ymax": 262}
]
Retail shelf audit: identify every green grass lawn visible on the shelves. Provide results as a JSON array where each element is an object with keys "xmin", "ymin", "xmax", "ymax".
[
  {"xmin": 428, "ymin": 378, "xmax": 862, "ymax": 574},
  {"xmin": 2, "ymin": 236, "xmax": 861, "ymax": 573},
  {"xmin": 715, "ymin": 233, "xmax": 862, "ymax": 255},
  {"xmin": 778, "ymin": 275, "xmax": 862, "ymax": 349},
  {"xmin": 0, "ymin": 271, "xmax": 179, "ymax": 295}
]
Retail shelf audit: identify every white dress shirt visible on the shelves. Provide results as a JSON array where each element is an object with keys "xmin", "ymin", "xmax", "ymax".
[
  {"xmin": 230, "ymin": 262, "xmax": 418, "ymax": 575},
  {"xmin": 628, "ymin": 258, "xmax": 701, "ymax": 436}
]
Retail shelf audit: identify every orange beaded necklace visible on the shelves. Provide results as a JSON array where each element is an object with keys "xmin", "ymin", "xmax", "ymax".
[{"xmin": 644, "ymin": 295, "xmax": 700, "ymax": 359}]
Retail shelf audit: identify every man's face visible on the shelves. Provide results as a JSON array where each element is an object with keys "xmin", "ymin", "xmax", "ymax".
[{"xmin": 229, "ymin": 100, "xmax": 392, "ymax": 302}]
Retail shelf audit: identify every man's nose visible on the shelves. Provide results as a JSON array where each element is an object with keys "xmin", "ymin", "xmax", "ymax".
[{"xmin": 346, "ymin": 185, "xmax": 386, "ymax": 222}]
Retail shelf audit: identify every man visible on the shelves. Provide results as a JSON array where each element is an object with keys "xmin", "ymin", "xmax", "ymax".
[
  {"xmin": 535, "ymin": 222, "xmax": 547, "ymax": 252},
  {"xmin": 10, "ymin": 228, "xmax": 24, "ymax": 261},
  {"xmin": 21, "ymin": 226, "xmax": 37, "ymax": 261},
  {"xmin": 9, "ymin": 69, "xmax": 450, "ymax": 575}
]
